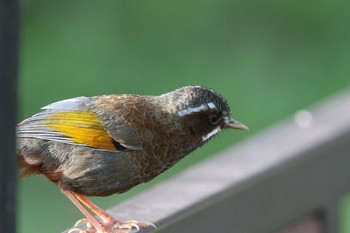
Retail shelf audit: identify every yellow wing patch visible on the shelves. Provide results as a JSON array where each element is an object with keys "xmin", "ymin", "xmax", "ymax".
[{"xmin": 44, "ymin": 111, "xmax": 116, "ymax": 151}]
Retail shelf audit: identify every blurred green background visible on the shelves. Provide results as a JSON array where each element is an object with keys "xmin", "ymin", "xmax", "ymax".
[{"xmin": 19, "ymin": 1, "xmax": 350, "ymax": 232}]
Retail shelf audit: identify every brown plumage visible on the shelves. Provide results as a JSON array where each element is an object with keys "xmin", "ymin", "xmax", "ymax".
[{"xmin": 17, "ymin": 86, "xmax": 248, "ymax": 233}]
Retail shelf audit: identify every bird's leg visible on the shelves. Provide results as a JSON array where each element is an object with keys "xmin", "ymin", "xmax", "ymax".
[
  {"xmin": 62, "ymin": 189, "xmax": 110, "ymax": 233},
  {"xmin": 73, "ymin": 192, "xmax": 115, "ymax": 226},
  {"xmin": 73, "ymin": 192, "xmax": 148, "ymax": 230}
]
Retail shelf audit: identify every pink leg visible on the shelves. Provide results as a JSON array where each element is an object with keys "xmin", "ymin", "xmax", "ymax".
[
  {"xmin": 62, "ymin": 189, "xmax": 110, "ymax": 233},
  {"xmin": 73, "ymin": 192, "xmax": 149, "ymax": 230},
  {"xmin": 73, "ymin": 192, "xmax": 117, "ymax": 226}
]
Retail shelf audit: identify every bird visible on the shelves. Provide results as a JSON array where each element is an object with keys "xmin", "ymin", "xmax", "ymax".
[{"xmin": 17, "ymin": 86, "xmax": 248, "ymax": 233}]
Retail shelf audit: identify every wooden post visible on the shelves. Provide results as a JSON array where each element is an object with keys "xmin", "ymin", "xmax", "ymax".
[{"xmin": 0, "ymin": 0, "xmax": 19, "ymax": 232}]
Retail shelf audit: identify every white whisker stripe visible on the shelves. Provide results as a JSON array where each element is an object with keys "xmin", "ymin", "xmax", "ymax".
[{"xmin": 202, "ymin": 127, "xmax": 221, "ymax": 141}]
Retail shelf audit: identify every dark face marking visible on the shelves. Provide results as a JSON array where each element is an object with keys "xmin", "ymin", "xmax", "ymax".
[
  {"xmin": 209, "ymin": 111, "xmax": 221, "ymax": 125},
  {"xmin": 181, "ymin": 108, "xmax": 224, "ymax": 142},
  {"xmin": 173, "ymin": 86, "xmax": 232, "ymax": 142}
]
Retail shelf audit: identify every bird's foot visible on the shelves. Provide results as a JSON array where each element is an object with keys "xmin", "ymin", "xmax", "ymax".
[
  {"xmin": 100, "ymin": 213, "xmax": 155, "ymax": 231},
  {"xmin": 68, "ymin": 218, "xmax": 94, "ymax": 233},
  {"xmin": 70, "ymin": 218, "xmax": 110, "ymax": 233},
  {"xmin": 74, "ymin": 218, "xmax": 95, "ymax": 229},
  {"xmin": 112, "ymin": 220, "xmax": 150, "ymax": 230},
  {"xmin": 70, "ymin": 218, "xmax": 154, "ymax": 233}
]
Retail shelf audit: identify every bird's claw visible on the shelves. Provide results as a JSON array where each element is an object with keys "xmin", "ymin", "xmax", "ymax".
[
  {"xmin": 70, "ymin": 218, "xmax": 97, "ymax": 233},
  {"xmin": 114, "ymin": 220, "xmax": 139, "ymax": 230},
  {"xmin": 70, "ymin": 218, "xmax": 153, "ymax": 233},
  {"xmin": 74, "ymin": 218, "xmax": 94, "ymax": 229}
]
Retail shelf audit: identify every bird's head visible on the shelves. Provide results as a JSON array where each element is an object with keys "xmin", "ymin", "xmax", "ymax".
[{"xmin": 164, "ymin": 86, "xmax": 248, "ymax": 143}]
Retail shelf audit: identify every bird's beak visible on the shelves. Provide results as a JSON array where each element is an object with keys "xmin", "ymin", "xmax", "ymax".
[{"xmin": 227, "ymin": 118, "xmax": 249, "ymax": 130}]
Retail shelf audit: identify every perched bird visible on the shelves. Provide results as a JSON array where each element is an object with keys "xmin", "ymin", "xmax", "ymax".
[{"xmin": 17, "ymin": 86, "xmax": 248, "ymax": 233}]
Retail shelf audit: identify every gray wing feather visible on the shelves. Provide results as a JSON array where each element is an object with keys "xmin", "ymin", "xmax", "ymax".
[
  {"xmin": 42, "ymin": 96, "xmax": 91, "ymax": 110},
  {"xmin": 17, "ymin": 97, "xmax": 92, "ymax": 145},
  {"xmin": 17, "ymin": 96, "xmax": 143, "ymax": 152}
]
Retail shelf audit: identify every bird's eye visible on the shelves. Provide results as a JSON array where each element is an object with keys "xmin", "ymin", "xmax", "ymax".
[{"xmin": 209, "ymin": 114, "xmax": 220, "ymax": 124}]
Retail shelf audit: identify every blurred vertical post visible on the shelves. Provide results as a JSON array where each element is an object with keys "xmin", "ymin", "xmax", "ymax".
[{"xmin": 0, "ymin": 0, "xmax": 19, "ymax": 232}]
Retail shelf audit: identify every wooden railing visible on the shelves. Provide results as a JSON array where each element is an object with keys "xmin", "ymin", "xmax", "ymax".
[{"xmin": 64, "ymin": 88, "xmax": 350, "ymax": 233}]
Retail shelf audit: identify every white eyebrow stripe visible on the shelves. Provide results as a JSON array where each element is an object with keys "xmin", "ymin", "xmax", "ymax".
[
  {"xmin": 178, "ymin": 102, "xmax": 217, "ymax": 117},
  {"xmin": 202, "ymin": 127, "xmax": 221, "ymax": 141},
  {"xmin": 178, "ymin": 104, "xmax": 208, "ymax": 117},
  {"xmin": 208, "ymin": 102, "xmax": 216, "ymax": 109}
]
